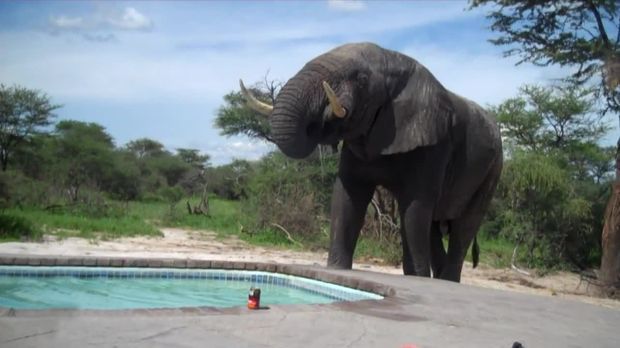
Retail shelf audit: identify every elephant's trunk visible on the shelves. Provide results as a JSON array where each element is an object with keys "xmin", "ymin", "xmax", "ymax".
[{"xmin": 270, "ymin": 77, "xmax": 321, "ymax": 159}]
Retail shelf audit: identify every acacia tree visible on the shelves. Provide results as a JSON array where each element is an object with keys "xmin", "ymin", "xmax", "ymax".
[
  {"xmin": 53, "ymin": 120, "xmax": 115, "ymax": 202},
  {"xmin": 214, "ymin": 78, "xmax": 279, "ymax": 144},
  {"xmin": 496, "ymin": 85, "xmax": 609, "ymax": 148},
  {"xmin": 472, "ymin": 0, "xmax": 620, "ymax": 294},
  {"xmin": 471, "ymin": 0, "xmax": 619, "ymax": 113},
  {"xmin": 125, "ymin": 138, "xmax": 167, "ymax": 160},
  {"xmin": 0, "ymin": 84, "xmax": 60, "ymax": 171},
  {"xmin": 176, "ymin": 148, "xmax": 210, "ymax": 170}
]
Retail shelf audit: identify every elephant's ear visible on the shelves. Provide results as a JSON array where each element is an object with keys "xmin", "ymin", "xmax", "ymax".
[{"xmin": 366, "ymin": 63, "xmax": 456, "ymax": 155}]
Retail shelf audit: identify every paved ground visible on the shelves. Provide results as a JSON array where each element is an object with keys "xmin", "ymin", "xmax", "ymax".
[{"xmin": 1, "ymin": 257, "xmax": 619, "ymax": 348}]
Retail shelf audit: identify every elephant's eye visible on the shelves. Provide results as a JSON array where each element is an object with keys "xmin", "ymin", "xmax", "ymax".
[{"xmin": 357, "ymin": 73, "xmax": 369, "ymax": 88}]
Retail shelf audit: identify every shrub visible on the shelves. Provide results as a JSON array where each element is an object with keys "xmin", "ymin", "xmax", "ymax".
[
  {"xmin": 0, "ymin": 172, "xmax": 9, "ymax": 211},
  {"xmin": 205, "ymin": 159, "xmax": 253, "ymax": 200},
  {"xmin": 0, "ymin": 170, "xmax": 61, "ymax": 208},
  {"xmin": 158, "ymin": 186, "xmax": 184, "ymax": 205},
  {"xmin": 491, "ymin": 151, "xmax": 602, "ymax": 269},
  {"xmin": 242, "ymin": 151, "xmax": 337, "ymax": 240},
  {"xmin": 0, "ymin": 214, "xmax": 42, "ymax": 241}
]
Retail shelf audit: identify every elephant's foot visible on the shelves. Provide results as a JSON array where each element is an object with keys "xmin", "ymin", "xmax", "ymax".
[
  {"xmin": 402, "ymin": 265, "xmax": 416, "ymax": 276},
  {"xmin": 438, "ymin": 264, "xmax": 463, "ymax": 282},
  {"xmin": 430, "ymin": 222, "xmax": 447, "ymax": 278},
  {"xmin": 401, "ymin": 248, "xmax": 416, "ymax": 275},
  {"xmin": 326, "ymin": 253, "xmax": 353, "ymax": 270},
  {"xmin": 326, "ymin": 262, "xmax": 353, "ymax": 270}
]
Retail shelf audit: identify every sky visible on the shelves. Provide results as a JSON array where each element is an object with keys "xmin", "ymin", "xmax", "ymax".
[{"xmin": 0, "ymin": 0, "xmax": 614, "ymax": 165}]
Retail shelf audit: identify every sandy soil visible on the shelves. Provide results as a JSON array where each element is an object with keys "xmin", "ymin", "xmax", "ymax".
[{"xmin": 1, "ymin": 228, "xmax": 618, "ymax": 309}]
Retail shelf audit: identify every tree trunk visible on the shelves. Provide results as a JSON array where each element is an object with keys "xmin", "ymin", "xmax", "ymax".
[
  {"xmin": 0, "ymin": 149, "xmax": 8, "ymax": 171},
  {"xmin": 597, "ymin": 140, "xmax": 620, "ymax": 298}
]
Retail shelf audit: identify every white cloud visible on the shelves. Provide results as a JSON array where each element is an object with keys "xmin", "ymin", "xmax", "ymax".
[
  {"xmin": 49, "ymin": 6, "xmax": 152, "ymax": 34},
  {"xmin": 107, "ymin": 7, "xmax": 152, "ymax": 30},
  {"xmin": 0, "ymin": 31, "xmax": 332, "ymax": 103},
  {"xmin": 327, "ymin": 0, "xmax": 366, "ymax": 12},
  {"xmin": 193, "ymin": 139, "xmax": 273, "ymax": 165},
  {"xmin": 50, "ymin": 15, "xmax": 85, "ymax": 29}
]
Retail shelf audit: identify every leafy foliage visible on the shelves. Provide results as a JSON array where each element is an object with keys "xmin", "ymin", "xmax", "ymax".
[
  {"xmin": 125, "ymin": 138, "xmax": 167, "ymax": 159},
  {"xmin": 103, "ymin": 151, "xmax": 142, "ymax": 201},
  {"xmin": 497, "ymin": 151, "xmax": 595, "ymax": 268},
  {"xmin": 52, "ymin": 120, "xmax": 116, "ymax": 202},
  {"xmin": 0, "ymin": 213, "xmax": 42, "ymax": 241},
  {"xmin": 214, "ymin": 80, "xmax": 278, "ymax": 143},
  {"xmin": 494, "ymin": 85, "xmax": 608, "ymax": 150},
  {"xmin": 205, "ymin": 159, "xmax": 253, "ymax": 200},
  {"xmin": 0, "ymin": 84, "xmax": 60, "ymax": 171},
  {"xmin": 177, "ymin": 148, "xmax": 210, "ymax": 169},
  {"xmin": 488, "ymin": 84, "xmax": 612, "ymax": 269},
  {"xmin": 242, "ymin": 150, "xmax": 338, "ymax": 241},
  {"xmin": 470, "ymin": 0, "xmax": 620, "ymax": 113}
]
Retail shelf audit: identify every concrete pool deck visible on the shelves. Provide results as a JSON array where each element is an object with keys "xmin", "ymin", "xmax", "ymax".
[{"xmin": 0, "ymin": 255, "xmax": 618, "ymax": 348}]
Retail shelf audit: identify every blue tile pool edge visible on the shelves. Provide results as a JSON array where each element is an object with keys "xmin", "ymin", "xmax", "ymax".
[
  {"xmin": 0, "ymin": 256, "xmax": 398, "ymax": 299},
  {"xmin": 0, "ymin": 266, "xmax": 384, "ymax": 303}
]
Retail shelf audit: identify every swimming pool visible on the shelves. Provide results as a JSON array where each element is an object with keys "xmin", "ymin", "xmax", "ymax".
[{"xmin": 0, "ymin": 266, "xmax": 383, "ymax": 310}]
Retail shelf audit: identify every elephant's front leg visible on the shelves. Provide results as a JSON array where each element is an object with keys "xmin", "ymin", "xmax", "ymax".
[
  {"xmin": 327, "ymin": 176, "xmax": 374, "ymax": 269},
  {"xmin": 401, "ymin": 200, "xmax": 434, "ymax": 277}
]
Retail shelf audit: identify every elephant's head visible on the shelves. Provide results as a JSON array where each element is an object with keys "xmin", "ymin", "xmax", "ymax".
[{"xmin": 242, "ymin": 42, "xmax": 454, "ymax": 159}]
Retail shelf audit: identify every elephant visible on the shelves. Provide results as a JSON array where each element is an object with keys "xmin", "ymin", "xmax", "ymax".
[{"xmin": 240, "ymin": 42, "xmax": 502, "ymax": 282}]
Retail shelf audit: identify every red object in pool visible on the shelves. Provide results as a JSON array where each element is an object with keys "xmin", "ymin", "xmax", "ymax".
[{"xmin": 247, "ymin": 287, "xmax": 261, "ymax": 309}]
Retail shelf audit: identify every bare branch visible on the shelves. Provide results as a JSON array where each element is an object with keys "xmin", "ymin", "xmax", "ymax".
[
  {"xmin": 271, "ymin": 223, "xmax": 304, "ymax": 248},
  {"xmin": 511, "ymin": 243, "xmax": 531, "ymax": 276},
  {"xmin": 585, "ymin": 0, "xmax": 612, "ymax": 50}
]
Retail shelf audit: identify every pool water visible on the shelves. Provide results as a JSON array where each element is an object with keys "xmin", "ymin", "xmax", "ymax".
[{"xmin": 0, "ymin": 266, "xmax": 382, "ymax": 310}]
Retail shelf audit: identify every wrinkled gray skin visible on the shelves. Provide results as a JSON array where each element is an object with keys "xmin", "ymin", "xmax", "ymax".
[{"xmin": 269, "ymin": 43, "xmax": 502, "ymax": 282}]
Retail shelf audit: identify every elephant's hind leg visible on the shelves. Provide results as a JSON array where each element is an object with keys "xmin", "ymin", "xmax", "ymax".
[
  {"xmin": 430, "ymin": 221, "xmax": 447, "ymax": 278},
  {"xmin": 440, "ymin": 213, "xmax": 485, "ymax": 282},
  {"xmin": 440, "ymin": 159, "xmax": 501, "ymax": 282},
  {"xmin": 400, "ymin": 223, "xmax": 415, "ymax": 275}
]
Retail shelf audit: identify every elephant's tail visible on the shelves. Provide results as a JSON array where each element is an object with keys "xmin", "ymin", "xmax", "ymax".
[{"xmin": 472, "ymin": 236, "xmax": 479, "ymax": 268}]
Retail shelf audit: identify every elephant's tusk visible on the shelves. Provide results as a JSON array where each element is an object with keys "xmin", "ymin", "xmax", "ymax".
[
  {"xmin": 322, "ymin": 81, "xmax": 346, "ymax": 118},
  {"xmin": 239, "ymin": 79, "xmax": 273, "ymax": 116}
]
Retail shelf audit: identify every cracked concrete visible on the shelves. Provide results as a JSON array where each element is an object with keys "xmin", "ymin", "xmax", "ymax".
[
  {"xmin": 345, "ymin": 316, "xmax": 367, "ymax": 348},
  {"xmin": 2, "ymin": 329, "xmax": 57, "ymax": 344},
  {"xmin": 137, "ymin": 325, "xmax": 187, "ymax": 342}
]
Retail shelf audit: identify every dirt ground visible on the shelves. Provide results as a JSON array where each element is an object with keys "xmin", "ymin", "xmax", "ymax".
[{"xmin": 1, "ymin": 228, "xmax": 618, "ymax": 309}]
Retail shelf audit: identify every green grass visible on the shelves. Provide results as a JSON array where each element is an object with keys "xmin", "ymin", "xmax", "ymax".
[
  {"xmin": 241, "ymin": 227, "xmax": 306, "ymax": 248},
  {"xmin": 355, "ymin": 236, "xmax": 402, "ymax": 266},
  {"xmin": 164, "ymin": 197, "xmax": 243, "ymax": 235},
  {"xmin": 4, "ymin": 207, "xmax": 161, "ymax": 240},
  {"xmin": 148, "ymin": 197, "xmax": 306, "ymax": 248},
  {"xmin": 1, "ymin": 197, "xmax": 245, "ymax": 242},
  {"xmin": 474, "ymin": 234, "xmax": 514, "ymax": 268},
  {"xmin": 354, "ymin": 232, "xmax": 516, "ymax": 269},
  {"xmin": 0, "ymin": 213, "xmax": 43, "ymax": 242},
  {"xmin": 126, "ymin": 197, "xmax": 244, "ymax": 234}
]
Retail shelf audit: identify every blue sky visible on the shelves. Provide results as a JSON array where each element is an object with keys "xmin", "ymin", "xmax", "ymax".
[{"xmin": 0, "ymin": 0, "xmax": 611, "ymax": 164}]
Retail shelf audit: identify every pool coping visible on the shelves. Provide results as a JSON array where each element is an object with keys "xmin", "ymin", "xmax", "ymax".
[{"xmin": 0, "ymin": 254, "xmax": 396, "ymax": 317}]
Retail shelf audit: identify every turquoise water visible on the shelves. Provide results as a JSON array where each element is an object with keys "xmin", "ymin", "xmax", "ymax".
[
  {"xmin": 0, "ymin": 267, "xmax": 381, "ymax": 310},
  {"xmin": 0, "ymin": 277, "xmax": 333, "ymax": 309}
]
